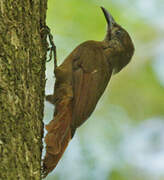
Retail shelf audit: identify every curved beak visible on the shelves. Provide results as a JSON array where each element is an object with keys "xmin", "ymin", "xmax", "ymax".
[
  {"xmin": 101, "ymin": 6, "xmax": 115, "ymax": 29},
  {"xmin": 101, "ymin": 7, "xmax": 116, "ymax": 41}
]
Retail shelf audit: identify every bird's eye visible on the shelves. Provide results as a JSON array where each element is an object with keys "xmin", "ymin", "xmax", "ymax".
[{"xmin": 115, "ymin": 30, "xmax": 122, "ymax": 36}]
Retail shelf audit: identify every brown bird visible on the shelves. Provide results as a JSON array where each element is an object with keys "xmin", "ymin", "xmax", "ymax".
[{"xmin": 43, "ymin": 7, "xmax": 134, "ymax": 177}]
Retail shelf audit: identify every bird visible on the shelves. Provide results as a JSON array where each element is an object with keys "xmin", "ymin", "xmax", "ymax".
[{"xmin": 42, "ymin": 6, "xmax": 134, "ymax": 177}]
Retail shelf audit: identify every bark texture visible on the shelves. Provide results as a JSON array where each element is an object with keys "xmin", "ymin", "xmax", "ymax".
[{"xmin": 0, "ymin": 0, "xmax": 47, "ymax": 179}]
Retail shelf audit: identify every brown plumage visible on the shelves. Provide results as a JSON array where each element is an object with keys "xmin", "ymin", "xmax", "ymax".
[{"xmin": 42, "ymin": 7, "xmax": 134, "ymax": 177}]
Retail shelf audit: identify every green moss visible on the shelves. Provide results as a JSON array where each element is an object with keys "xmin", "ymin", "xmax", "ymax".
[{"xmin": 0, "ymin": 0, "xmax": 48, "ymax": 179}]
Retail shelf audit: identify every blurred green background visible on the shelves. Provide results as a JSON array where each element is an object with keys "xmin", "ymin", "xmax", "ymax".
[{"xmin": 44, "ymin": 0, "xmax": 164, "ymax": 179}]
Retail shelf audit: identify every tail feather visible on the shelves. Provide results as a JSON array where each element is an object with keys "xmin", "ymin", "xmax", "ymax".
[
  {"xmin": 42, "ymin": 99, "xmax": 72, "ymax": 177},
  {"xmin": 43, "ymin": 128, "xmax": 71, "ymax": 177}
]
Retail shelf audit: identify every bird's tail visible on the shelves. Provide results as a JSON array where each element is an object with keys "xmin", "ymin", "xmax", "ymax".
[{"xmin": 42, "ymin": 98, "xmax": 72, "ymax": 177}]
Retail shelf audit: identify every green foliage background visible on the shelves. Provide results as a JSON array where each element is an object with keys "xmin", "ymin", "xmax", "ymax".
[{"xmin": 44, "ymin": 0, "xmax": 164, "ymax": 179}]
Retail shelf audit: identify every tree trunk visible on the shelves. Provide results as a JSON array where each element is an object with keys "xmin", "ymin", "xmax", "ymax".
[{"xmin": 0, "ymin": 0, "xmax": 48, "ymax": 179}]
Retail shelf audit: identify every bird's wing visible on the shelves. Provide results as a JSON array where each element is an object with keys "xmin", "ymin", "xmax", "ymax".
[{"xmin": 71, "ymin": 44, "xmax": 112, "ymax": 131}]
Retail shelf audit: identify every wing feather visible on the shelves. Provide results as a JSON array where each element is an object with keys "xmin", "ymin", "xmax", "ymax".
[{"xmin": 71, "ymin": 43, "xmax": 112, "ymax": 129}]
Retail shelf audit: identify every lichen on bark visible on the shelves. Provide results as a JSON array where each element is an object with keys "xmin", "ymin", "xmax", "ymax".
[{"xmin": 0, "ymin": 0, "xmax": 48, "ymax": 179}]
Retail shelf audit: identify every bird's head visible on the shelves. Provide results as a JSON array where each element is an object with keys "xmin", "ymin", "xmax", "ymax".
[{"xmin": 101, "ymin": 7, "xmax": 134, "ymax": 74}]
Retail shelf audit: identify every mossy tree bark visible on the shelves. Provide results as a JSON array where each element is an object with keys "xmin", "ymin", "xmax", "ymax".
[{"xmin": 0, "ymin": 0, "xmax": 48, "ymax": 179}]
